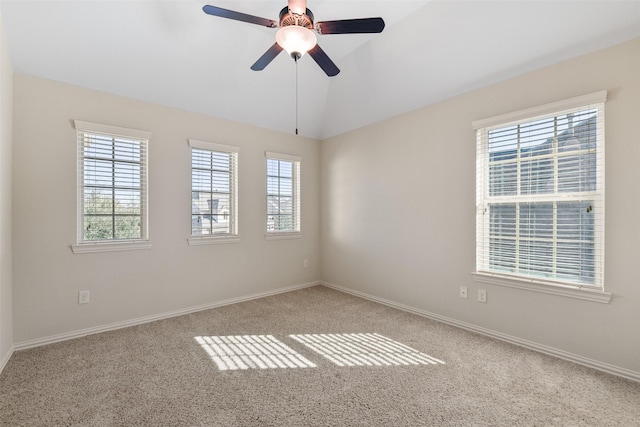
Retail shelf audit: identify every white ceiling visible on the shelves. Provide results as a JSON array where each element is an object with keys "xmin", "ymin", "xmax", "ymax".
[{"xmin": 2, "ymin": 0, "xmax": 639, "ymax": 139}]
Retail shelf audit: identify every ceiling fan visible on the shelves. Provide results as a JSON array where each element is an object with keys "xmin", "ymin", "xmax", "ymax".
[{"xmin": 203, "ymin": 0, "xmax": 385, "ymax": 77}]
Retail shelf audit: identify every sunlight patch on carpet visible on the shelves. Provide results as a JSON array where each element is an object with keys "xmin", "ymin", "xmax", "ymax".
[
  {"xmin": 289, "ymin": 333, "xmax": 445, "ymax": 367},
  {"xmin": 195, "ymin": 335, "xmax": 316, "ymax": 371}
]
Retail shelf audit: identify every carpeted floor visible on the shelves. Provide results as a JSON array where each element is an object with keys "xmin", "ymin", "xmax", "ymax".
[{"xmin": 1, "ymin": 285, "xmax": 639, "ymax": 426}]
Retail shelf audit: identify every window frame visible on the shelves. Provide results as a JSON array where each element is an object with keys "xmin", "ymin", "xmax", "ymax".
[
  {"xmin": 188, "ymin": 139, "xmax": 240, "ymax": 246},
  {"xmin": 71, "ymin": 120, "xmax": 151, "ymax": 254},
  {"xmin": 265, "ymin": 151, "xmax": 302, "ymax": 240},
  {"xmin": 472, "ymin": 91, "xmax": 611, "ymax": 303}
]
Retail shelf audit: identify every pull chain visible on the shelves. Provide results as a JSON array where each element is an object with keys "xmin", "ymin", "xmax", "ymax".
[{"xmin": 295, "ymin": 55, "xmax": 299, "ymax": 135}]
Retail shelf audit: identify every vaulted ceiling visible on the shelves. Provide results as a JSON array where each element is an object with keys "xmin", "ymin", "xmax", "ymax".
[{"xmin": 2, "ymin": 1, "xmax": 639, "ymax": 139}]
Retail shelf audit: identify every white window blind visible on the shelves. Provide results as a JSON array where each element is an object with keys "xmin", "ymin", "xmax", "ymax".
[
  {"xmin": 189, "ymin": 139, "xmax": 238, "ymax": 239},
  {"xmin": 474, "ymin": 92, "xmax": 605, "ymax": 290},
  {"xmin": 74, "ymin": 121, "xmax": 150, "ymax": 246},
  {"xmin": 266, "ymin": 152, "xmax": 301, "ymax": 234}
]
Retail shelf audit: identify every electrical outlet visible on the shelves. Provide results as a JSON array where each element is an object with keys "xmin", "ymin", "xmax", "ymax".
[
  {"xmin": 303, "ymin": 259, "xmax": 309, "ymax": 268},
  {"xmin": 477, "ymin": 289, "xmax": 487, "ymax": 303},
  {"xmin": 459, "ymin": 286, "xmax": 467, "ymax": 299},
  {"xmin": 78, "ymin": 290, "xmax": 90, "ymax": 304}
]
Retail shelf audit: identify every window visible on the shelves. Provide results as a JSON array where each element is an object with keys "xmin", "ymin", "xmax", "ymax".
[
  {"xmin": 189, "ymin": 140, "xmax": 239, "ymax": 245},
  {"xmin": 72, "ymin": 121, "xmax": 150, "ymax": 253},
  {"xmin": 266, "ymin": 152, "xmax": 301, "ymax": 238},
  {"xmin": 474, "ymin": 92, "xmax": 607, "ymax": 299}
]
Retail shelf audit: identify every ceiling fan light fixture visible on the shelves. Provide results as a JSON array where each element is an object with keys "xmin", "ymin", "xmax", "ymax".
[{"xmin": 276, "ymin": 26, "xmax": 317, "ymax": 59}]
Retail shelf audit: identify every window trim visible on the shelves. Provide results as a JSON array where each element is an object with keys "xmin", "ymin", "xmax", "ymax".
[
  {"xmin": 188, "ymin": 139, "xmax": 240, "ymax": 246},
  {"xmin": 473, "ymin": 91, "xmax": 609, "ymax": 302},
  {"xmin": 471, "ymin": 272, "xmax": 611, "ymax": 303},
  {"xmin": 71, "ymin": 240, "xmax": 152, "ymax": 254},
  {"xmin": 265, "ymin": 232, "xmax": 303, "ymax": 241},
  {"xmin": 472, "ymin": 91, "xmax": 607, "ymax": 130},
  {"xmin": 71, "ymin": 120, "xmax": 151, "ymax": 254},
  {"xmin": 265, "ymin": 151, "xmax": 301, "ymax": 240}
]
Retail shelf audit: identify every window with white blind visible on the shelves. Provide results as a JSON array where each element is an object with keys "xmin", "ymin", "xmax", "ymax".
[
  {"xmin": 266, "ymin": 152, "xmax": 301, "ymax": 239},
  {"xmin": 189, "ymin": 139, "xmax": 239, "ymax": 245},
  {"xmin": 72, "ymin": 121, "xmax": 150, "ymax": 253},
  {"xmin": 473, "ymin": 92, "xmax": 609, "ymax": 301}
]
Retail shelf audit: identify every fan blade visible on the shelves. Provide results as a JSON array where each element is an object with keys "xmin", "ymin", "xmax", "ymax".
[
  {"xmin": 308, "ymin": 44, "xmax": 340, "ymax": 77},
  {"xmin": 316, "ymin": 17, "xmax": 385, "ymax": 34},
  {"xmin": 251, "ymin": 43, "xmax": 284, "ymax": 71},
  {"xmin": 288, "ymin": 0, "xmax": 307, "ymax": 15},
  {"xmin": 203, "ymin": 5, "xmax": 278, "ymax": 28}
]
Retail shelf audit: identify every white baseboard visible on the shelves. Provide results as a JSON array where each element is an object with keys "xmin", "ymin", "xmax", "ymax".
[
  {"xmin": 13, "ymin": 281, "xmax": 320, "ymax": 352},
  {"xmin": 320, "ymin": 281, "xmax": 640, "ymax": 383},
  {"xmin": 0, "ymin": 344, "xmax": 15, "ymax": 375},
  {"xmin": 9, "ymin": 280, "xmax": 639, "ymax": 384}
]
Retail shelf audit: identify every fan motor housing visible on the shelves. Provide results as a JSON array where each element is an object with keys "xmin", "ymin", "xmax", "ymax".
[{"xmin": 279, "ymin": 6, "xmax": 314, "ymax": 29}]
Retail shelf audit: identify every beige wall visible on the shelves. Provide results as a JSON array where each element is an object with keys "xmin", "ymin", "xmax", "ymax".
[
  {"xmin": 0, "ymin": 6, "xmax": 14, "ymax": 369},
  {"xmin": 320, "ymin": 38, "xmax": 640, "ymax": 375},
  {"xmin": 7, "ymin": 33, "xmax": 640, "ymax": 378},
  {"xmin": 12, "ymin": 75, "xmax": 320, "ymax": 343}
]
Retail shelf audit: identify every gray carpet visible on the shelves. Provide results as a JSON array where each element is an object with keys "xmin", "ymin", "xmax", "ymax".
[{"xmin": 1, "ymin": 286, "xmax": 639, "ymax": 426}]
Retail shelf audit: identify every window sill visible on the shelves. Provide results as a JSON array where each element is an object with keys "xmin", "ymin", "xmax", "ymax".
[
  {"xmin": 187, "ymin": 236, "xmax": 240, "ymax": 246},
  {"xmin": 265, "ymin": 232, "xmax": 302, "ymax": 241},
  {"xmin": 471, "ymin": 272, "xmax": 611, "ymax": 304},
  {"xmin": 71, "ymin": 240, "xmax": 152, "ymax": 254}
]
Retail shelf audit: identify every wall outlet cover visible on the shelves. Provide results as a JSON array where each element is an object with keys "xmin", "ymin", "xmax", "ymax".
[{"xmin": 78, "ymin": 290, "xmax": 90, "ymax": 304}]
